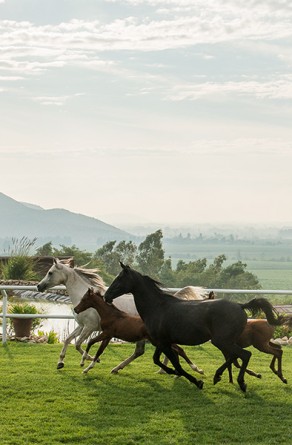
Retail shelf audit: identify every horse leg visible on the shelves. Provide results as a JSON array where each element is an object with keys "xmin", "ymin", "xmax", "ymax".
[
  {"xmin": 270, "ymin": 349, "xmax": 286, "ymax": 383},
  {"xmin": 213, "ymin": 343, "xmax": 251, "ymax": 392},
  {"xmin": 233, "ymin": 358, "xmax": 262, "ymax": 379},
  {"xmin": 80, "ymin": 333, "xmax": 103, "ymax": 367},
  {"xmin": 111, "ymin": 340, "xmax": 146, "ymax": 374},
  {"xmin": 157, "ymin": 354, "xmax": 178, "ymax": 374},
  {"xmin": 153, "ymin": 345, "xmax": 204, "ymax": 389},
  {"xmin": 171, "ymin": 344, "xmax": 204, "ymax": 375},
  {"xmin": 221, "ymin": 351, "xmax": 234, "ymax": 384},
  {"xmin": 153, "ymin": 347, "xmax": 179, "ymax": 375},
  {"xmin": 227, "ymin": 363, "xmax": 233, "ymax": 383},
  {"xmin": 83, "ymin": 336, "xmax": 111, "ymax": 374},
  {"xmin": 229, "ymin": 359, "xmax": 261, "ymax": 381},
  {"xmin": 158, "ymin": 346, "xmax": 204, "ymax": 375},
  {"xmin": 253, "ymin": 339, "xmax": 287, "ymax": 383},
  {"xmin": 57, "ymin": 325, "xmax": 83, "ymax": 369},
  {"xmin": 268, "ymin": 343, "xmax": 287, "ymax": 383},
  {"xmin": 157, "ymin": 355, "xmax": 169, "ymax": 374},
  {"xmin": 75, "ymin": 327, "xmax": 97, "ymax": 366}
]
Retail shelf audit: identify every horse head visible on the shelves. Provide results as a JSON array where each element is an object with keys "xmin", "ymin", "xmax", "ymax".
[
  {"xmin": 104, "ymin": 262, "xmax": 133, "ymax": 303},
  {"xmin": 37, "ymin": 257, "xmax": 72, "ymax": 292}
]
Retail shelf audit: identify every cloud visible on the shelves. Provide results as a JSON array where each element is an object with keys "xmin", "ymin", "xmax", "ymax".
[
  {"xmin": 0, "ymin": 2, "xmax": 292, "ymax": 107},
  {"xmin": 1, "ymin": 137, "xmax": 291, "ymax": 158},
  {"xmin": 1, "ymin": 1, "xmax": 292, "ymax": 55},
  {"xmin": 0, "ymin": 75, "xmax": 23, "ymax": 81},
  {"xmin": 166, "ymin": 75, "xmax": 292, "ymax": 101},
  {"xmin": 0, "ymin": 0, "xmax": 291, "ymax": 85},
  {"xmin": 32, "ymin": 92, "xmax": 85, "ymax": 106}
]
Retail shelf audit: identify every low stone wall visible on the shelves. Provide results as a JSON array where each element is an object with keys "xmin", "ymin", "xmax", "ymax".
[
  {"xmin": 272, "ymin": 336, "xmax": 292, "ymax": 346},
  {"xmin": 0, "ymin": 333, "xmax": 51, "ymax": 343}
]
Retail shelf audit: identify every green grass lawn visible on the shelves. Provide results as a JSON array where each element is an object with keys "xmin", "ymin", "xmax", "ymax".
[{"xmin": 0, "ymin": 342, "xmax": 291, "ymax": 445}]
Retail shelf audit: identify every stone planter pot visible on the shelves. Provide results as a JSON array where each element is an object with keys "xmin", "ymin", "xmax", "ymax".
[{"xmin": 12, "ymin": 318, "xmax": 34, "ymax": 337}]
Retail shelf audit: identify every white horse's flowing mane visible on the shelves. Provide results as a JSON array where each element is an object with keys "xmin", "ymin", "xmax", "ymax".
[
  {"xmin": 59, "ymin": 259, "xmax": 106, "ymax": 290},
  {"xmin": 75, "ymin": 267, "xmax": 106, "ymax": 289}
]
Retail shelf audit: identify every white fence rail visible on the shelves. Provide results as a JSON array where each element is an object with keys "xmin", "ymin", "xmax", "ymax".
[
  {"xmin": 0, "ymin": 285, "xmax": 73, "ymax": 344},
  {"xmin": 1, "ymin": 285, "xmax": 292, "ymax": 345}
]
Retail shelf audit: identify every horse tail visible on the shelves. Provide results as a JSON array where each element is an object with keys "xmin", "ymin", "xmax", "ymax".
[{"xmin": 240, "ymin": 298, "xmax": 284, "ymax": 326}]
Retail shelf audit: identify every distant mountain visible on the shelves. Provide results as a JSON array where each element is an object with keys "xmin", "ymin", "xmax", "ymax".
[{"xmin": 0, "ymin": 192, "xmax": 134, "ymax": 252}]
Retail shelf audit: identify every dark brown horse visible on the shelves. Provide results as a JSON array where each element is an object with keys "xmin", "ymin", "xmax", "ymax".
[
  {"xmin": 104, "ymin": 263, "xmax": 286, "ymax": 392},
  {"xmin": 229, "ymin": 318, "xmax": 290, "ymax": 384},
  {"xmin": 74, "ymin": 288, "xmax": 204, "ymax": 375}
]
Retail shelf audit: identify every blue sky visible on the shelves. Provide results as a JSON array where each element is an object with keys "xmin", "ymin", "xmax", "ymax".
[{"xmin": 1, "ymin": 0, "xmax": 292, "ymax": 226}]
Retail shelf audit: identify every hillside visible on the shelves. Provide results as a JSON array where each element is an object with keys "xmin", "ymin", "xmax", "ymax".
[{"xmin": 0, "ymin": 192, "xmax": 134, "ymax": 252}]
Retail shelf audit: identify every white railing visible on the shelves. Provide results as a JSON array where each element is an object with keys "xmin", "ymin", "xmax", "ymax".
[
  {"xmin": 1, "ymin": 285, "xmax": 292, "ymax": 345},
  {"xmin": 0, "ymin": 284, "xmax": 73, "ymax": 344}
]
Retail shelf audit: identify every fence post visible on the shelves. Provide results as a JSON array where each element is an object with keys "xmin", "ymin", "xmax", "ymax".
[{"xmin": 1, "ymin": 289, "xmax": 8, "ymax": 344}]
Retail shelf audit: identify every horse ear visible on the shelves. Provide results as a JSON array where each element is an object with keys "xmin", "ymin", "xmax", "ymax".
[
  {"xmin": 120, "ymin": 261, "xmax": 126, "ymax": 269},
  {"xmin": 208, "ymin": 291, "xmax": 216, "ymax": 300},
  {"xmin": 53, "ymin": 258, "xmax": 62, "ymax": 269},
  {"xmin": 68, "ymin": 257, "xmax": 74, "ymax": 268}
]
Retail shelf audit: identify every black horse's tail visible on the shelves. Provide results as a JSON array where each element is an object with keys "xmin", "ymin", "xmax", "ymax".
[{"xmin": 240, "ymin": 298, "xmax": 285, "ymax": 326}]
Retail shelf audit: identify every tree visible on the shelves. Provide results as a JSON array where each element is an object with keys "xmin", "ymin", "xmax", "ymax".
[
  {"xmin": 217, "ymin": 261, "xmax": 261, "ymax": 301},
  {"xmin": 199, "ymin": 255, "xmax": 226, "ymax": 288},
  {"xmin": 174, "ymin": 258, "xmax": 207, "ymax": 287},
  {"xmin": 115, "ymin": 240, "xmax": 137, "ymax": 267},
  {"xmin": 52, "ymin": 244, "xmax": 92, "ymax": 266},
  {"xmin": 36, "ymin": 242, "xmax": 53, "ymax": 256},
  {"xmin": 136, "ymin": 230, "xmax": 165, "ymax": 278},
  {"xmin": 170, "ymin": 254, "xmax": 261, "ymax": 296},
  {"xmin": 94, "ymin": 240, "xmax": 137, "ymax": 277},
  {"xmin": 159, "ymin": 257, "xmax": 176, "ymax": 287}
]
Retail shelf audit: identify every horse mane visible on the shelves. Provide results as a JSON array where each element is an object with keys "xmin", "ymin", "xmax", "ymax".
[
  {"xmin": 59, "ymin": 259, "xmax": 106, "ymax": 290},
  {"xmin": 143, "ymin": 274, "xmax": 173, "ymax": 297},
  {"xmin": 144, "ymin": 275, "xmax": 163, "ymax": 289},
  {"xmin": 75, "ymin": 267, "xmax": 106, "ymax": 289}
]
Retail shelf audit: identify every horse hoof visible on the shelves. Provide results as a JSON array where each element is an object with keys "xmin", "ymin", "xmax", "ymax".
[
  {"xmin": 257, "ymin": 374, "xmax": 262, "ymax": 379},
  {"xmin": 80, "ymin": 363, "xmax": 84, "ymax": 367},
  {"xmin": 213, "ymin": 375, "xmax": 221, "ymax": 385},
  {"xmin": 192, "ymin": 366, "xmax": 204, "ymax": 375},
  {"xmin": 283, "ymin": 378, "xmax": 287, "ymax": 384},
  {"xmin": 197, "ymin": 380, "xmax": 204, "ymax": 390},
  {"xmin": 57, "ymin": 363, "xmax": 64, "ymax": 370},
  {"xmin": 239, "ymin": 382, "xmax": 247, "ymax": 392},
  {"xmin": 111, "ymin": 369, "xmax": 119, "ymax": 374}
]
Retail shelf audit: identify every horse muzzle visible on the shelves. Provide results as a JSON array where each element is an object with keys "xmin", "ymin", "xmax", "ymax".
[{"xmin": 37, "ymin": 283, "xmax": 46, "ymax": 292}]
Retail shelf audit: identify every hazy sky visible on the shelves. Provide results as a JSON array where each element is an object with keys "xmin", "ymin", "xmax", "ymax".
[{"xmin": 1, "ymin": 0, "xmax": 292, "ymax": 226}]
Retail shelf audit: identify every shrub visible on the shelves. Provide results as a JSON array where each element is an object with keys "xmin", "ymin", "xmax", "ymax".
[
  {"xmin": 273, "ymin": 324, "xmax": 292, "ymax": 339},
  {"xmin": 8, "ymin": 302, "xmax": 43, "ymax": 330},
  {"xmin": 38, "ymin": 330, "xmax": 59, "ymax": 344},
  {"xmin": 1, "ymin": 237, "xmax": 38, "ymax": 280}
]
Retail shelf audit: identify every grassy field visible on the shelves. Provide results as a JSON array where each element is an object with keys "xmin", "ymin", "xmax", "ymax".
[{"xmin": 0, "ymin": 342, "xmax": 291, "ymax": 445}]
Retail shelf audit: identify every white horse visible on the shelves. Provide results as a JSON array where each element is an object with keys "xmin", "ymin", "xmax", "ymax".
[
  {"xmin": 37, "ymin": 258, "xmax": 210, "ymax": 373},
  {"xmin": 37, "ymin": 258, "xmax": 138, "ymax": 371}
]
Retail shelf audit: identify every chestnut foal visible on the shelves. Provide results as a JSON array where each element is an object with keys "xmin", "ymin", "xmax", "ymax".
[{"xmin": 74, "ymin": 288, "xmax": 204, "ymax": 375}]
